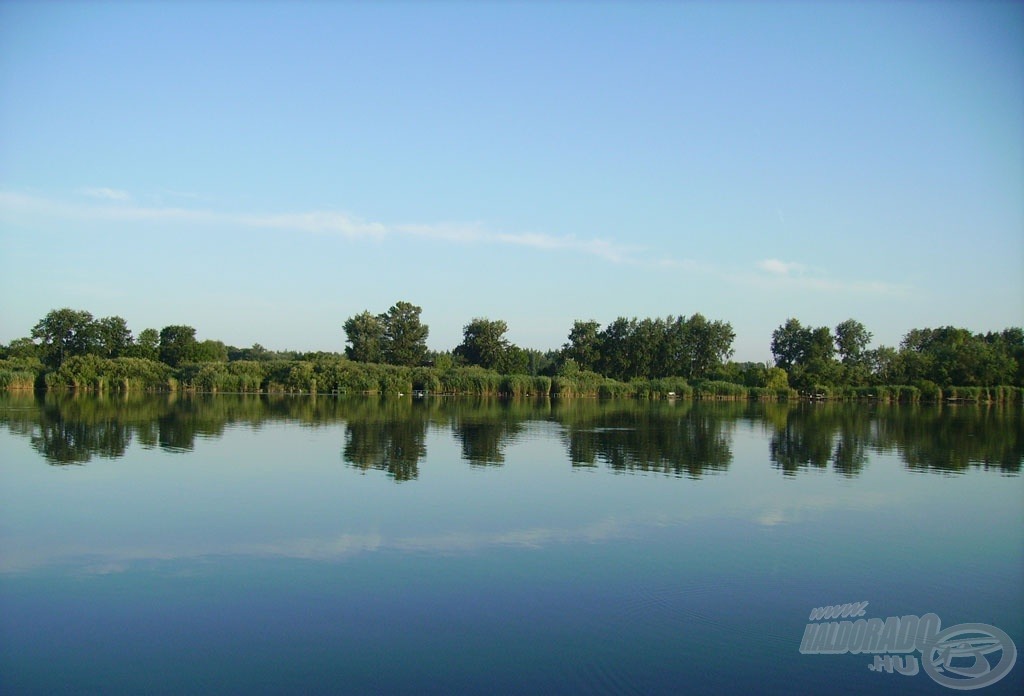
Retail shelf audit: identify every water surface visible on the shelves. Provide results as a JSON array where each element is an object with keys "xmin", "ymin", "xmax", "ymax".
[{"xmin": 1, "ymin": 393, "xmax": 1021, "ymax": 694}]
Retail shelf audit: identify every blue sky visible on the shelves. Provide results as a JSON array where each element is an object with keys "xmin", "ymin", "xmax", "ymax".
[{"xmin": 1, "ymin": 1, "xmax": 1021, "ymax": 362}]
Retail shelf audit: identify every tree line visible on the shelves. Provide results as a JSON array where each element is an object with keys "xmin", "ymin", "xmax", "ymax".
[{"xmin": 1, "ymin": 303, "xmax": 1022, "ymax": 400}]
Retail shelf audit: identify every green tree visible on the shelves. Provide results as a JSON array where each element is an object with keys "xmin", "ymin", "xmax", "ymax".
[
  {"xmin": 867, "ymin": 345, "xmax": 900, "ymax": 385},
  {"xmin": 192, "ymin": 339, "xmax": 229, "ymax": 363},
  {"xmin": 343, "ymin": 311, "xmax": 384, "ymax": 363},
  {"xmin": 834, "ymin": 319, "xmax": 872, "ymax": 366},
  {"xmin": 598, "ymin": 317, "xmax": 636, "ymax": 380},
  {"xmin": 771, "ymin": 318, "xmax": 812, "ymax": 372},
  {"xmin": 379, "ymin": 301, "xmax": 429, "ymax": 366},
  {"xmin": 498, "ymin": 345, "xmax": 531, "ymax": 375},
  {"xmin": 94, "ymin": 316, "xmax": 133, "ymax": 358},
  {"xmin": 802, "ymin": 326, "xmax": 840, "ymax": 387},
  {"xmin": 4, "ymin": 337, "xmax": 39, "ymax": 360},
  {"xmin": 455, "ymin": 318, "xmax": 511, "ymax": 370},
  {"xmin": 563, "ymin": 320, "xmax": 602, "ymax": 372},
  {"xmin": 683, "ymin": 313, "xmax": 735, "ymax": 379},
  {"xmin": 128, "ymin": 328, "xmax": 160, "ymax": 361},
  {"xmin": 159, "ymin": 325, "xmax": 197, "ymax": 367},
  {"xmin": 31, "ymin": 308, "xmax": 97, "ymax": 368}
]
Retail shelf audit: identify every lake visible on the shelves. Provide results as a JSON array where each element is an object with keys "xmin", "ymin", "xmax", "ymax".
[{"xmin": 1, "ymin": 392, "xmax": 1021, "ymax": 694}]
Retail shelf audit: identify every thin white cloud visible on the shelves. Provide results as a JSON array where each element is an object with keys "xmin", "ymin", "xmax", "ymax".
[
  {"xmin": 79, "ymin": 187, "xmax": 131, "ymax": 201},
  {"xmin": 757, "ymin": 258, "xmax": 806, "ymax": 275},
  {"xmin": 0, "ymin": 189, "xmax": 641, "ymax": 262},
  {"xmin": 735, "ymin": 260, "xmax": 907, "ymax": 296},
  {"xmin": 0, "ymin": 190, "xmax": 903, "ymax": 295},
  {"xmin": 240, "ymin": 211, "xmax": 388, "ymax": 238}
]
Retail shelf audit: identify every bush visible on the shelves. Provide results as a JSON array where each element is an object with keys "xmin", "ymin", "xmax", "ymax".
[{"xmin": 692, "ymin": 380, "xmax": 748, "ymax": 400}]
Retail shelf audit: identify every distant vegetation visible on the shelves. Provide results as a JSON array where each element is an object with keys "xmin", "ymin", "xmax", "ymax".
[{"xmin": 2, "ymin": 303, "xmax": 1022, "ymax": 402}]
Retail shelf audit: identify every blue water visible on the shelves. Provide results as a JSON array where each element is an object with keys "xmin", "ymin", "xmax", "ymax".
[{"xmin": 1, "ymin": 395, "xmax": 1021, "ymax": 694}]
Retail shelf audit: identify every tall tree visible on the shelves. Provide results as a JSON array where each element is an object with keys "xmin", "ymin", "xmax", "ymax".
[
  {"xmin": 379, "ymin": 301, "xmax": 429, "ymax": 366},
  {"xmin": 94, "ymin": 316, "xmax": 133, "ymax": 358},
  {"xmin": 684, "ymin": 313, "xmax": 735, "ymax": 379},
  {"xmin": 31, "ymin": 308, "xmax": 97, "ymax": 367},
  {"xmin": 563, "ymin": 320, "xmax": 602, "ymax": 373},
  {"xmin": 129, "ymin": 328, "xmax": 160, "ymax": 361},
  {"xmin": 159, "ymin": 325, "xmax": 197, "ymax": 367},
  {"xmin": 834, "ymin": 319, "xmax": 872, "ymax": 366},
  {"xmin": 598, "ymin": 317, "xmax": 636, "ymax": 380},
  {"xmin": 771, "ymin": 318, "xmax": 812, "ymax": 372},
  {"xmin": 343, "ymin": 311, "xmax": 384, "ymax": 363},
  {"xmin": 455, "ymin": 318, "xmax": 511, "ymax": 370}
]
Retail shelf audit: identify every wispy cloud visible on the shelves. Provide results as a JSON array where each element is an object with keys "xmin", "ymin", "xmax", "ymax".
[
  {"xmin": 757, "ymin": 258, "xmax": 806, "ymax": 276},
  {"xmin": 742, "ymin": 258, "xmax": 907, "ymax": 296},
  {"xmin": 78, "ymin": 187, "xmax": 131, "ymax": 201},
  {"xmin": 0, "ymin": 190, "xmax": 903, "ymax": 296},
  {"xmin": 0, "ymin": 189, "xmax": 644, "ymax": 262}
]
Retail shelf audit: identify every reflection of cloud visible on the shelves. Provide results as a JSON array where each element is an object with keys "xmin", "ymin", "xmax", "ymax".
[
  {"xmin": 0, "ymin": 516, "xmax": 637, "ymax": 575},
  {"xmin": 755, "ymin": 489, "xmax": 899, "ymax": 527}
]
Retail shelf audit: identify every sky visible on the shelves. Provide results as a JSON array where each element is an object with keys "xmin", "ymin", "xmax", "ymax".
[{"xmin": 1, "ymin": 1, "xmax": 1021, "ymax": 362}]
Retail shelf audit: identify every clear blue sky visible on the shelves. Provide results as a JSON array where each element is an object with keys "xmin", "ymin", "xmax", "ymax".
[{"xmin": 1, "ymin": 1, "xmax": 1021, "ymax": 362}]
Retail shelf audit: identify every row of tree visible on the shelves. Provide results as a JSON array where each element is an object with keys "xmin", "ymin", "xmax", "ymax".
[
  {"xmin": 770, "ymin": 319, "xmax": 1023, "ymax": 390},
  {"xmin": 342, "ymin": 304, "xmax": 737, "ymax": 382},
  {"xmin": 6, "ymin": 308, "xmax": 302, "ymax": 370},
  {"xmin": 3, "ymin": 304, "xmax": 1023, "ymax": 392}
]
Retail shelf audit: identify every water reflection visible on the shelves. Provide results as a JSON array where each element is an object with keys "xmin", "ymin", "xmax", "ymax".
[
  {"xmin": 1, "ymin": 392, "xmax": 1020, "ymax": 476},
  {"xmin": 342, "ymin": 399, "xmax": 428, "ymax": 481},
  {"xmin": 449, "ymin": 398, "xmax": 529, "ymax": 466},
  {"xmin": 767, "ymin": 404, "xmax": 871, "ymax": 477},
  {"xmin": 558, "ymin": 400, "xmax": 733, "ymax": 478}
]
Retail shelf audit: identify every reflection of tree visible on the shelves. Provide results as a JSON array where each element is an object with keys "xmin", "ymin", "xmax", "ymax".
[
  {"xmin": 559, "ymin": 401, "xmax": 733, "ymax": 478},
  {"xmin": 342, "ymin": 399, "xmax": 428, "ymax": 481},
  {"xmin": 768, "ymin": 404, "xmax": 871, "ymax": 477},
  {"xmin": 449, "ymin": 400, "xmax": 527, "ymax": 466},
  {"xmin": 30, "ymin": 419, "xmax": 129, "ymax": 464},
  {"xmin": 766, "ymin": 403, "xmax": 1023, "ymax": 476},
  {"xmin": 877, "ymin": 405, "xmax": 1023, "ymax": 474},
  {"xmin": 27, "ymin": 394, "xmax": 131, "ymax": 464},
  {"xmin": 2, "ymin": 392, "xmax": 1019, "ymax": 477}
]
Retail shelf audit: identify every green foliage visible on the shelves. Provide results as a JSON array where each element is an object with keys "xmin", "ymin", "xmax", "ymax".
[
  {"xmin": 834, "ymin": 319, "xmax": 872, "ymax": 366},
  {"xmin": 455, "ymin": 318, "xmax": 511, "ymax": 370},
  {"xmin": 692, "ymin": 380, "xmax": 748, "ymax": 400},
  {"xmin": 3, "ymin": 337, "xmax": 40, "ymax": 360},
  {"xmin": 94, "ymin": 316, "xmax": 133, "ymax": 358},
  {"xmin": 563, "ymin": 320, "xmax": 602, "ymax": 372},
  {"xmin": 343, "ymin": 311, "xmax": 384, "ymax": 363},
  {"xmin": 439, "ymin": 366, "xmax": 503, "ymax": 396},
  {"xmin": 16, "ymin": 307, "xmax": 1024, "ymax": 402},
  {"xmin": 128, "ymin": 328, "xmax": 160, "ymax": 361},
  {"xmin": 898, "ymin": 326, "xmax": 1019, "ymax": 387},
  {"xmin": 32, "ymin": 308, "xmax": 98, "ymax": 368},
  {"xmin": 0, "ymin": 356, "xmax": 40, "ymax": 390},
  {"xmin": 551, "ymin": 370, "xmax": 605, "ymax": 397},
  {"xmin": 159, "ymin": 325, "xmax": 198, "ymax": 367},
  {"xmin": 771, "ymin": 318, "xmax": 811, "ymax": 373},
  {"xmin": 566, "ymin": 314, "xmax": 735, "ymax": 382},
  {"xmin": 192, "ymin": 339, "xmax": 229, "ymax": 363},
  {"xmin": 380, "ymin": 301, "xmax": 429, "ymax": 366}
]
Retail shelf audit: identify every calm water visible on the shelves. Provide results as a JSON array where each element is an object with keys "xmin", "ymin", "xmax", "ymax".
[{"xmin": 1, "ymin": 393, "xmax": 1021, "ymax": 695}]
